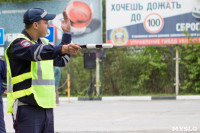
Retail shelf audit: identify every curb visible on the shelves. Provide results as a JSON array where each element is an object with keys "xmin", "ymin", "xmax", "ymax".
[
  {"xmin": 78, "ymin": 97, "xmax": 102, "ymax": 101},
  {"xmin": 177, "ymin": 95, "xmax": 200, "ymax": 100},
  {"xmin": 3, "ymin": 95, "xmax": 200, "ymax": 102},
  {"xmin": 102, "ymin": 96, "xmax": 151, "ymax": 101},
  {"xmin": 60, "ymin": 95, "xmax": 200, "ymax": 101},
  {"xmin": 151, "ymin": 96, "xmax": 176, "ymax": 100}
]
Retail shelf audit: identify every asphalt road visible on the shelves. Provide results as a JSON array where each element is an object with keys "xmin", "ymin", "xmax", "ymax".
[{"xmin": 3, "ymin": 99, "xmax": 200, "ymax": 133}]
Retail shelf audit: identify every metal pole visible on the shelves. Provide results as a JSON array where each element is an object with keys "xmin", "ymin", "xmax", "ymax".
[
  {"xmin": 101, "ymin": 57, "xmax": 104, "ymax": 95},
  {"xmin": 96, "ymin": 56, "xmax": 100, "ymax": 96},
  {"xmin": 67, "ymin": 74, "xmax": 70, "ymax": 103},
  {"xmin": 175, "ymin": 46, "xmax": 179, "ymax": 95},
  {"xmin": 171, "ymin": 47, "xmax": 175, "ymax": 93}
]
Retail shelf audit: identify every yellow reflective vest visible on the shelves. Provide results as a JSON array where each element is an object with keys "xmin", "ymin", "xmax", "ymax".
[{"xmin": 5, "ymin": 34, "xmax": 56, "ymax": 113}]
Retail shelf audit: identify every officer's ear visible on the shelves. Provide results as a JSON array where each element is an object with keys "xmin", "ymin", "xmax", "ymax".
[{"xmin": 32, "ymin": 21, "xmax": 40, "ymax": 30}]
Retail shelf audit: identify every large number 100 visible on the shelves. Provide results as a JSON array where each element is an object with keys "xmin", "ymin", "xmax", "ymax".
[{"xmin": 147, "ymin": 19, "xmax": 161, "ymax": 27}]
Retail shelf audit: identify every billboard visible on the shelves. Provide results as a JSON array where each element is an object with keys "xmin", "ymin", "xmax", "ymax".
[
  {"xmin": 45, "ymin": 27, "xmax": 55, "ymax": 43},
  {"xmin": 0, "ymin": 28, "xmax": 3, "ymax": 45},
  {"xmin": 0, "ymin": 0, "xmax": 102, "ymax": 49},
  {"xmin": 106, "ymin": 0, "xmax": 200, "ymax": 46}
]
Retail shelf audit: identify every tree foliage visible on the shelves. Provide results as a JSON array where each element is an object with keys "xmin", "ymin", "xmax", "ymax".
[
  {"xmin": 180, "ymin": 42, "xmax": 200, "ymax": 94},
  {"xmin": 102, "ymin": 46, "xmax": 173, "ymax": 95}
]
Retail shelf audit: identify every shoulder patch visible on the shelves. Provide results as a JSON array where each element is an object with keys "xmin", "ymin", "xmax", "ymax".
[{"xmin": 20, "ymin": 40, "xmax": 31, "ymax": 47}]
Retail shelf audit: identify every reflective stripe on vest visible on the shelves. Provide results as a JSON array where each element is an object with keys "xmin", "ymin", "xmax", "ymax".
[
  {"xmin": 6, "ymin": 34, "xmax": 56, "ymax": 113},
  {"xmin": 32, "ymin": 62, "xmax": 55, "ymax": 85}
]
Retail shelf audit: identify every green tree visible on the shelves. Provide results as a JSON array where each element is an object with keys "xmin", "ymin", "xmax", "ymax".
[
  {"xmin": 103, "ymin": 46, "xmax": 173, "ymax": 95},
  {"xmin": 180, "ymin": 42, "xmax": 200, "ymax": 93}
]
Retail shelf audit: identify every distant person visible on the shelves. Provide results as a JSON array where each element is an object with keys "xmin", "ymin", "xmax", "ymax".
[
  {"xmin": 5, "ymin": 8, "xmax": 81, "ymax": 133},
  {"xmin": 0, "ymin": 57, "xmax": 6, "ymax": 133},
  {"xmin": 54, "ymin": 66, "xmax": 61, "ymax": 104}
]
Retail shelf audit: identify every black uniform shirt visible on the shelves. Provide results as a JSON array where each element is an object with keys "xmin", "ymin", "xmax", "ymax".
[
  {"xmin": 0, "ymin": 58, "xmax": 6, "ymax": 95},
  {"xmin": 7, "ymin": 29, "xmax": 71, "ymax": 106}
]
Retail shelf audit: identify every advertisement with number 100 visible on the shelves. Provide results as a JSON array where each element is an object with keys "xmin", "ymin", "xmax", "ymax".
[{"xmin": 106, "ymin": 0, "xmax": 200, "ymax": 46}]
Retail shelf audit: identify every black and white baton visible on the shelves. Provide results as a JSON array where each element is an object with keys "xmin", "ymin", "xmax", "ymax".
[{"xmin": 79, "ymin": 44, "xmax": 113, "ymax": 49}]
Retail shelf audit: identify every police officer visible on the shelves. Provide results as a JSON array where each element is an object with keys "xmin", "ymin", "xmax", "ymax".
[
  {"xmin": 5, "ymin": 8, "xmax": 81, "ymax": 133},
  {"xmin": 0, "ymin": 57, "xmax": 6, "ymax": 133}
]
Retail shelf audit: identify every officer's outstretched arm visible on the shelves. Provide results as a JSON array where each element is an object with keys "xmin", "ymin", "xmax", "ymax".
[{"xmin": 61, "ymin": 43, "xmax": 81, "ymax": 55}]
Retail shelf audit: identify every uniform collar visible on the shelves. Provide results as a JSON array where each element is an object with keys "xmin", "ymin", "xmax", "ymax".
[{"xmin": 21, "ymin": 29, "xmax": 42, "ymax": 44}]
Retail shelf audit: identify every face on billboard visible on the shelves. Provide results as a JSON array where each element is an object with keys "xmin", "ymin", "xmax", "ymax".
[{"xmin": 66, "ymin": 1, "xmax": 93, "ymax": 28}]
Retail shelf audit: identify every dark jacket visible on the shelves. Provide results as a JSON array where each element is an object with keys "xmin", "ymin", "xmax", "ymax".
[{"xmin": 0, "ymin": 58, "xmax": 6, "ymax": 95}]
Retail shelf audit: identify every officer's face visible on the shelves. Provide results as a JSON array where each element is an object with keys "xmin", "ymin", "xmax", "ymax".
[{"xmin": 36, "ymin": 20, "xmax": 50, "ymax": 38}]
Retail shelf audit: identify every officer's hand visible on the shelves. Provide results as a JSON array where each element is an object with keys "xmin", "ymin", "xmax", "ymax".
[
  {"xmin": 61, "ymin": 9, "xmax": 71, "ymax": 32},
  {"xmin": 61, "ymin": 43, "xmax": 81, "ymax": 55},
  {"xmin": 4, "ymin": 90, "xmax": 7, "ymax": 94}
]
